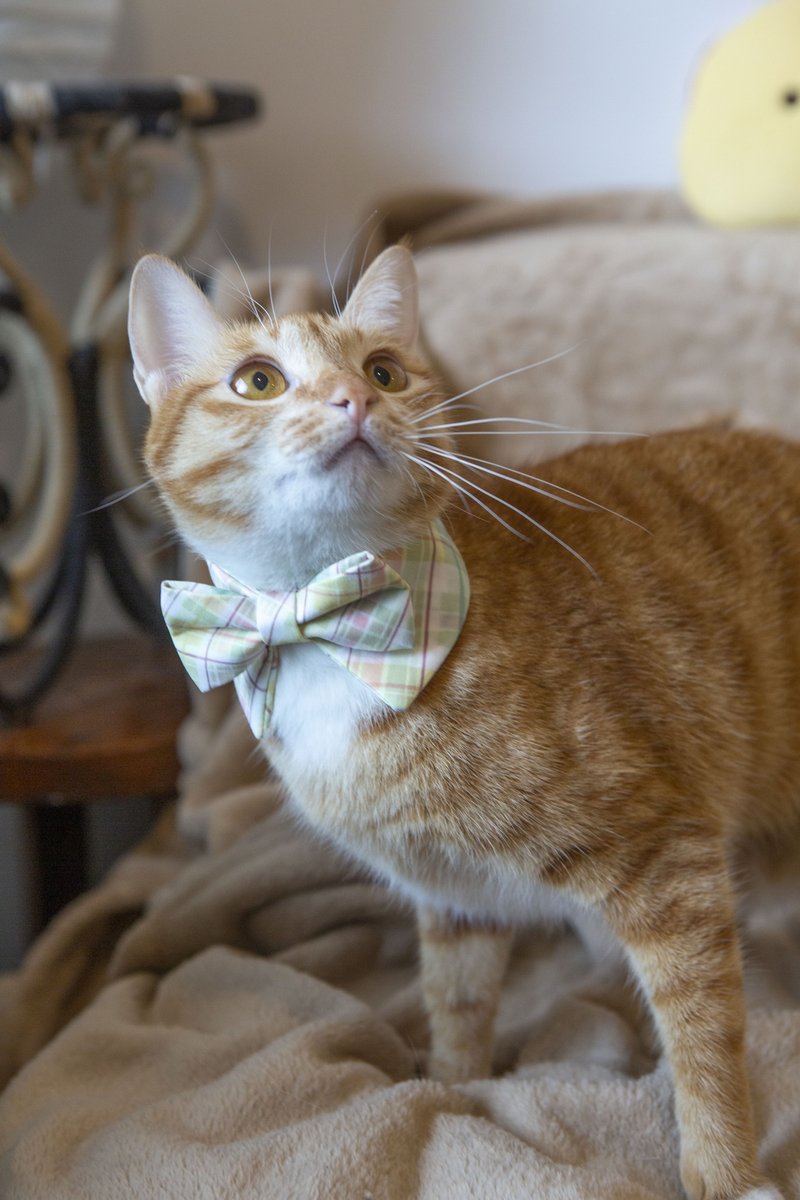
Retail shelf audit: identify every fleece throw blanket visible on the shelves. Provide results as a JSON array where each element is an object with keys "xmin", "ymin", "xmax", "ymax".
[
  {"xmin": 3, "ymin": 190, "xmax": 800, "ymax": 1198},
  {"xmin": 1, "ymin": 783, "xmax": 799, "ymax": 1200}
]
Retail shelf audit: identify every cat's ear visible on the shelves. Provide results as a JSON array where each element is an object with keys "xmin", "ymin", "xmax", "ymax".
[
  {"xmin": 342, "ymin": 245, "xmax": 418, "ymax": 349},
  {"xmin": 128, "ymin": 255, "xmax": 220, "ymax": 408}
]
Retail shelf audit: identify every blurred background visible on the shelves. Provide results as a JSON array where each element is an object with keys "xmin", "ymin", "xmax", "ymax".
[
  {"xmin": 8, "ymin": 0, "xmax": 759, "ymax": 313},
  {"xmin": 0, "ymin": 0, "xmax": 765, "ymax": 967}
]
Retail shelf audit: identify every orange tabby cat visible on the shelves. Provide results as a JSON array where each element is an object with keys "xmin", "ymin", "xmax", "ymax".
[{"xmin": 129, "ymin": 246, "xmax": 798, "ymax": 1200}]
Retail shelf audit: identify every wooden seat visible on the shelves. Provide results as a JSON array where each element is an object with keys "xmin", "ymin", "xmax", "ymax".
[{"xmin": 0, "ymin": 636, "xmax": 189, "ymax": 931}]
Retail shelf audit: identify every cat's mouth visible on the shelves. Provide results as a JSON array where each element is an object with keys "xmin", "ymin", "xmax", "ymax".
[{"xmin": 323, "ymin": 432, "xmax": 384, "ymax": 471}]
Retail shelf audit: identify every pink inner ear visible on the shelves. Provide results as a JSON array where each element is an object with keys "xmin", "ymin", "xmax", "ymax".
[
  {"xmin": 342, "ymin": 247, "xmax": 418, "ymax": 349},
  {"xmin": 129, "ymin": 256, "xmax": 221, "ymax": 405}
]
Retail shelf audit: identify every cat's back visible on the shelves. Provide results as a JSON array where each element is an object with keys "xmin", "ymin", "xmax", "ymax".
[
  {"xmin": 452, "ymin": 426, "xmax": 800, "ymax": 631},
  {"xmin": 441, "ymin": 426, "xmax": 800, "ymax": 841},
  {"xmin": 453, "ymin": 425, "xmax": 800, "ymax": 586}
]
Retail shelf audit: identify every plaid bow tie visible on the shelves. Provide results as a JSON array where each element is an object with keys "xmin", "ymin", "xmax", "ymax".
[{"xmin": 161, "ymin": 520, "xmax": 469, "ymax": 738}]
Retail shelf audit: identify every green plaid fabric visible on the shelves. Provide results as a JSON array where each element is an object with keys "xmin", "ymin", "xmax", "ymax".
[{"xmin": 161, "ymin": 520, "xmax": 469, "ymax": 738}]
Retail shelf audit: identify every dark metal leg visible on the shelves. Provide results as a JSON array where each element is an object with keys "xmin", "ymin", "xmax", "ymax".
[
  {"xmin": 28, "ymin": 801, "xmax": 88, "ymax": 931},
  {"xmin": 70, "ymin": 343, "xmax": 165, "ymax": 637}
]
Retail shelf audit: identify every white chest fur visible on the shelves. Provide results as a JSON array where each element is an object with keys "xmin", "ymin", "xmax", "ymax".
[{"xmin": 268, "ymin": 641, "xmax": 385, "ymax": 774}]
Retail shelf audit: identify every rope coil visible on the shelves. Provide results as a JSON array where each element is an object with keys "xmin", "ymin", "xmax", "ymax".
[
  {"xmin": 176, "ymin": 77, "xmax": 217, "ymax": 123},
  {"xmin": 3, "ymin": 82, "xmax": 56, "ymax": 128}
]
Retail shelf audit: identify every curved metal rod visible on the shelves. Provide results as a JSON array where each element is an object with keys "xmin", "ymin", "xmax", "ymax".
[
  {"xmin": 0, "ymin": 130, "xmax": 35, "ymax": 209},
  {"xmin": 0, "ymin": 486, "xmax": 84, "ymax": 656},
  {"xmin": 69, "ymin": 343, "xmax": 165, "ymax": 637},
  {"xmin": 0, "ymin": 242, "xmax": 77, "ymax": 608},
  {"xmin": 77, "ymin": 125, "xmax": 215, "ymax": 520},
  {"xmin": 0, "ymin": 480, "xmax": 88, "ymax": 721},
  {"xmin": 0, "ymin": 309, "xmax": 46, "ymax": 531},
  {"xmin": 96, "ymin": 349, "xmax": 156, "ymax": 528}
]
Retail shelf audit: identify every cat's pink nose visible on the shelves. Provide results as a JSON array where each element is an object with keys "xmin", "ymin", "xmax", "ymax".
[{"xmin": 326, "ymin": 379, "xmax": 376, "ymax": 429}]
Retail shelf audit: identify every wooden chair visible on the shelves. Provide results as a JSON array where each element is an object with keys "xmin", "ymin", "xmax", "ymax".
[{"xmin": 0, "ymin": 636, "xmax": 189, "ymax": 933}]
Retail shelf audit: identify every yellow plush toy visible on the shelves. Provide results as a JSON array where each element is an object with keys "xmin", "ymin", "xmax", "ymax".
[{"xmin": 680, "ymin": 0, "xmax": 800, "ymax": 226}]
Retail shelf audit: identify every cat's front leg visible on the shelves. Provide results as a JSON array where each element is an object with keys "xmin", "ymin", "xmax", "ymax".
[
  {"xmin": 603, "ymin": 832, "xmax": 778, "ymax": 1200},
  {"xmin": 417, "ymin": 905, "xmax": 513, "ymax": 1083}
]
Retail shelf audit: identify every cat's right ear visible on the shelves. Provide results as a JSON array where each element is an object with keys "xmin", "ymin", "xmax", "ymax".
[
  {"xmin": 128, "ymin": 255, "xmax": 220, "ymax": 409},
  {"xmin": 342, "ymin": 245, "xmax": 418, "ymax": 349}
]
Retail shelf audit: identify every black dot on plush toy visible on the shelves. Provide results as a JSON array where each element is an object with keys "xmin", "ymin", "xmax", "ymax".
[{"xmin": 782, "ymin": 88, "xmax": 799, "ymax": 106}]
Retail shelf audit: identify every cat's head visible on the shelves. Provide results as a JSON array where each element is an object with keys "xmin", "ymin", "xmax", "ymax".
[{"xmin": 128, "ymin": 246, "xmax": 454, "ymax": 588}]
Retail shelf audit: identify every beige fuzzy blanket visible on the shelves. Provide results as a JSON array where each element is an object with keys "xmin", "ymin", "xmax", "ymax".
[
  {"xmin": 1, "ymin": 788, "xmax": 799, "ymax": 1199},
  {"xmin": 2, "ymin": 190, "xmax": 800, "ymax": 1198}
]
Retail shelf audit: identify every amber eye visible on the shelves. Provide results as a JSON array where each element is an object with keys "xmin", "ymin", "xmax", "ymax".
[
  {"xmin": 365, "ymin": 354, "xmax": 407, "ymax": 392},
  {"xmin": 230, "ymin": 361, "xmax": 288, "ymax": 400}
]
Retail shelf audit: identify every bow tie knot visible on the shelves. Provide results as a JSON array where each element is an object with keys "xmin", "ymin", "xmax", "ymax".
[{"xmin": 251, "ymin": 552, "xmax": 415, "ymax": 652}]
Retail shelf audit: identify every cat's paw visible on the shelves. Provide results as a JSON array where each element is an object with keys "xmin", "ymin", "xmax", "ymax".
[
  {"xmin": 681, "ymin": 1153, "xmax": 782, "ymax": 1200},
  {"xmin": 683, "ymin": 1181, "xmax": 783, "ymax": 1200}
]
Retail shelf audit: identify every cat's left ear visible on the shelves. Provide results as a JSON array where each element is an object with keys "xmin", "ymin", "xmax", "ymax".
[
  {"xmin": 342, "ymin": 245, "xmax": 418, "ymax": 350},
  {"xmin": 128, "ymin": 255, "xmax": 221, "ymax": 408}
]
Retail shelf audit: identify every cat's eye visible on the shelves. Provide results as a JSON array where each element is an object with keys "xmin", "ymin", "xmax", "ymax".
[
  {"xmin": 365, "ymin": 354, "xmax": 407, "ymax": 393},
  {"xmin": 230, "ymin": 361, "xmax": 288, "ymax": 400}
]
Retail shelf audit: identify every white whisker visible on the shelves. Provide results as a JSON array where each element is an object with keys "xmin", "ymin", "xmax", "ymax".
[
  {"xmin": 266, "ymin": 221, "xmax": 277, "ymax": 324},
  {"xmin": 352, "ymin": 223, "xmax": 382, "ymax": 303},
  {"xmin": 217, "ymin": 239, "xmax": 272, "ymax": 331},
  {"xmin": 416, "ymin": 444, "xmax": 593, "ymax": 512},
  {"xmin": 323, "ymin": 224, "xmax": 342, "ymax": 317},
  {"xmin": 404, "ymin": 451, "xmax": 537, "ymax": 545},
  {"xmin": 405, "ymin": 451, "xmax": 596, "ymax": 574},
  {"xmin": 429, "ymin": 343, "xmax": 583, "ymax": 412},
  {"xmin": 82, "ymin": 479, "xmax": 156, "ymax": 516},
  {"xmin": 413, "ymin": 395, "xmax": 484, "ymax": 423},
  {"xmin": 420, "ymin": 416, "xmax": 636, "ymax": 435},
  {"xmin": 416, "ymin": 444, "xmax": 648, "ymax": 531},
  {"xmin": 418, "ymin": 427, "xmax": 635, "ymax": 438},
  {"xmin": 191, "ymin": 256, "xmax": 272, "ymax": 330},
  {"xmin": 333, "ymin": 209, "xmax": 379, "ymax": 305}
]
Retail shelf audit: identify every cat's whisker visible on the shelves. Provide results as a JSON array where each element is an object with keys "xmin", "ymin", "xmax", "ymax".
[
  {"xmin": 427, "ymin": 344, "xmax": 584, "ymax": 413},
  {"xmin": 410, "ymin": 392, "xmax": 484, "ymax": 426},
  {"xmin": 404, "ymin": 451, "xmax": 537, "ymax": 546},
  {"xmin": 405, "ymin": 451, "xmax": 597, "ymax": 574},
  {"xmin": 190, "ymin": 258, "xmax": 273, "ymax": 331},
  {"xmin": 393, "ymin": 454, "xmax": 428, "ymax": 507},
  {"xmin": 409, "ymin": 389, "xmax": 438, "ymax": 410},
  {"xmin": 323, "ymin": 224, "xmax": 342, "ymax": 318},
  {"xmin": 352, "ymin": 223, "xmax": 382, "ymax": 305},
  {"xmin": 332, "ymin": 209, "xmax": 379, "ymax": 305},
  {"xmin": 416, "ymin": 444, "xmax": 649, "ymax": 531},
  {"xmin": 415, "ymin": 444, "xmax": 594, "ymax": 513},
  {"xmin": 413, "ymin": 396, "xmax": 484, "ymax": 423},
  {"xmin": 81, "ymin": 479, "xmax": 157, "ymax": 516},
  {"xmin": 418, "ymin": 429, "xmax": 639, "ymax": 442},
  {"xmin": 266, "ymin": 221, "xmax": 277, "ymax": 325},
  {"xmin": 217, "ymin": 240, "xmax": 273, "ymax": 331},
  {"xmin": 419, "ymin": 417, "xmax": 638, "ymax": 436}
]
